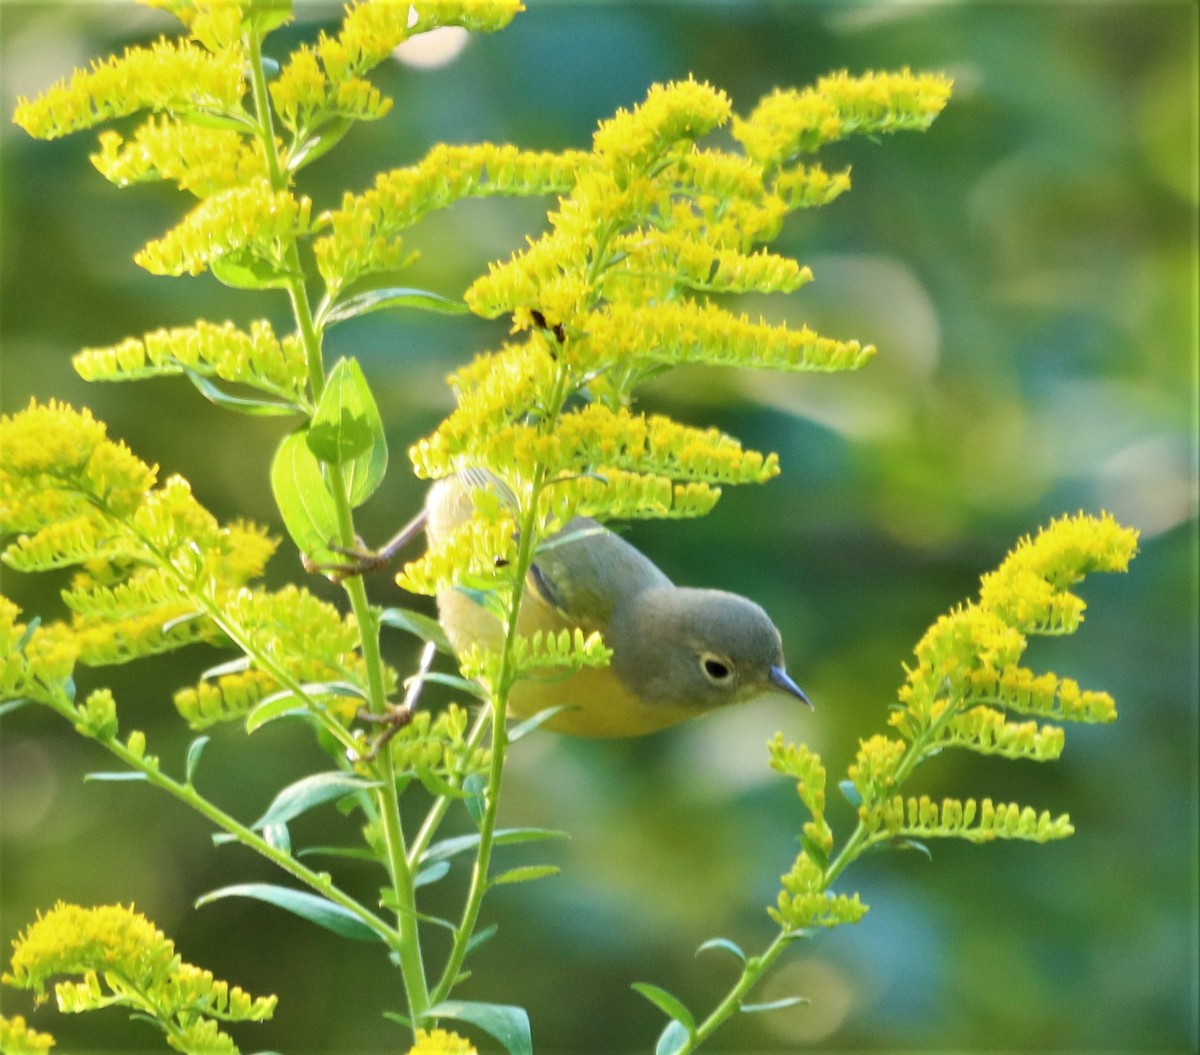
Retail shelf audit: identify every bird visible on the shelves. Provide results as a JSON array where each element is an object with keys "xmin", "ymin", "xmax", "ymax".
[{"xmin": 416, "ymin": 471, "xmax": 812, "ymax": 737}]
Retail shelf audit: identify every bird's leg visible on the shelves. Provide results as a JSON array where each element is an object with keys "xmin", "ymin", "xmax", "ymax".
[
  {"xmin": 303, "ymin": 508, "xmax": 429, "ymax": 582},
  {"xmin": 350, "ymin": 641, "xmax": 438, "ymax": 762}
]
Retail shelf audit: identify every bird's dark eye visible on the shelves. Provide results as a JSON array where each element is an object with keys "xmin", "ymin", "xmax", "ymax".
[{"xmin": 700, "ymin": 654, "xmax": 732, "ymax": 683}]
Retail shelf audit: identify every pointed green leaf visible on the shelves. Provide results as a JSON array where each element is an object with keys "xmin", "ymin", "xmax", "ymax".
[
  {"xmin": 184, "ymin": 369, "xmax": 302, "ymax": 416},
  {"xmin": 251, "ymin": 772, "xmax": 380, "ymax": 831},
  {"xmin": 420, "ymin": 672, "xmax": 489, "ymax": 700},
  {"xmin": 631, "ymin": 983, "xmax": 695, "ymax": 1034},
  {"xmin": 740, "ymin": 995, "xmax": 809, "ymax": 1014},
  {"xmin": 838, "ymin": 779, "xmax": 863, "ymax": 808},
  {"xmin": 185, "ymin": 735, "xmax": 211, "ymax": 785},
  {"xmin": 378, "ymin": 606, "xmax": 453, "ymax": 654},
  {"xmin": 324, "ymin": 287, "xmax": 469, "ymax": 326},
  {"xmin": 423, "ymin": 828, "xmax": 569, "ymax": 864},
  {"xmin": 382, "ymin": 1010, "xmax": 412, "ymax": 1029},
  {"xmin": 263, "ymin": 822, "xmax": 292, "ymax": 853},
  {"xmin": 800, "ymin": 835, "xmax": 829, "ymax": 870},
  {"xmin": 508, "ymin": 703, "xmax": 579, "ymax": 742},
  {"xmin": 84, "ymin": 771, "xmax": 148, "ymax": 782},
  {"xmin": 415, "ymin": 860, "xmax": 451, "ymax": 888},
  {"xmin": 0, "ymin": 699, "xmax": 33, "ymax": 719},
  {"xmin": 270, "ymin": 429, "xmax": 339, "ymax": 563},
  {"xmin": 426, "ymin": 1001, "xmax": 531, "ymax": 1055},
  {"xmin": 465, "ymin": 923, "xmax": 499, "ymax": 955},
  {"xmin": 196, "ymin": 883, "xmax": 383, "ymax": 942},
  {"xmin": 201, "ymin": 655, "xmax": 252, "ymax": 680},
  {"xmin": 306, "ymin": 357, "xmax": 387, "ymax": 507},
  {"xmin": 463, "ymin": 772, "xmax": 487, "ymax": 828},
  {"xmin": 490, "ymin": 864, "xmax": 560, "ymax": 887},
  {"xmin": 210, "ymin": 248, "xmax": 296, "ymax": 290},
  {"xmin": 297, "ymin": 845, "xmax": 377, "ymax": 863},
  {"xmin": 894, "ymin": 837, "xmax": 933, "ymax": 860},
  {"xmin": 655, "ymin": 1020, "xmax": 690, "ymax": 1055},
  {"xmin": 288, "ymin": 117, "xmax": 353, "ymax": 172},
  {"xmin": 695, "ymin": 937, "xmax": 747, "ymax": 963},
  {"xmin": 244, "ymin": 692, "xmax": 309, "ymax": 733}
]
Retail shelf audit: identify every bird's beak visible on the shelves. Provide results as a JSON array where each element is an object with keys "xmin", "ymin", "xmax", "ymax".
[{"xmin": 769, "ymin": 665, "xmax": 813, "ymax": 709}]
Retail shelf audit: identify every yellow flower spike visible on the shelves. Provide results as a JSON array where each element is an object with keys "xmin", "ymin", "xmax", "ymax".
[
  {"xmin": 12, "ymin": 37, "xmax": 246, "ymax": 141},
  {"xmin": 407, "ymin": 1027, "xmax": 479, "ymax": 1055},
  {"xmin": 0, "ymin": 1013, "xmax": 55, "ymax": 1053},
  {"xmin": 91, "ymin": 115, "xmax": 269, "ymax": 197},
  {"xmin": 733, "ymin": 68, "xmax": 953, "ymax": 167},
  {"xmin": 135, "ymin": 178, "xmax": 313, "ymax": 277},
  {"xmin": 593, "ymin": 77, "xmax": 732, "ymax": 174},
  {"xmin": 75, "ymin": 319, "xmax": 309, "ymax": 404}
]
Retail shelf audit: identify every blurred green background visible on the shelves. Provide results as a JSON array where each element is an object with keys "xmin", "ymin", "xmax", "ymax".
[{"xmin": 1, "ymin": 2, "xmax": 1196, "ymax": 1053}]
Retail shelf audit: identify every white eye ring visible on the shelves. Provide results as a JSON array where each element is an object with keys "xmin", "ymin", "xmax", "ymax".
[{"xmin": 700, "ymin": 652, "xmax": 733, "ymax": 684}]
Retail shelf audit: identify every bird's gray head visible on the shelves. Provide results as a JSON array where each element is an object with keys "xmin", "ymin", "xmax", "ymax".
[{"xmin": 609, "ymin": 586, "xmax": 810, "ymax": 713}]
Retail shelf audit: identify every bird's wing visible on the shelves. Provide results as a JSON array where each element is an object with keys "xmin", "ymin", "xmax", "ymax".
[{"xmin": 528, "ymin": 518, "xmax": 671, "ymax": 633}]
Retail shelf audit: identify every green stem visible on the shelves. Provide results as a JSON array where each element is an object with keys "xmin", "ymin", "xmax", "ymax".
[
  {"xmin": 680, "ymin": 929, "xmax": 796, "ymax": 1053},
  {"xmin": 92, "ymin": 719, "xmax": 399, "ymax": 945}
]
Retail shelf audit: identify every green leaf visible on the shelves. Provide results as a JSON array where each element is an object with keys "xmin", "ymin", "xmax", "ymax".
[
  {"xmin": 244, "ymin": 692, "xmax": 309, "ymax": 733},
  {"xmin": 631, "ymin": 983, "xmax": 695, "ymax": 1034},
  {"xmin": 201, "ymin": 655, "xmax": 252, "ymax": 679},
  {"xmin": 288, "ymin": 117, "xmax": 353, "ymax": 172},
  {"xmin": 490, "ymin": 864, "xmax": 560, "ymax": 887},
  {"xmin": 210, "ymin": 248, "xmax": 296, "ymax": 290},
  {"xmin": 84, "ymin": 771, "xmax": 148, "ymax": 782},
  {"xmin": 297, "ymin": 845, "xmax": 378, "ymax": 863},
  {"xmin": 894, "ymin": 837, "xmax": 933, "ymax": 860},
  {"xmin": 655, "ymin": 1020, "xmax": 690, "ymax": 1055},
  {"xmin": 423, "ymin": 828, "xmax": 569, "ymax": 864},
  {"xmin": 185, "ymin": 735, "xmax": 211, "ymax": 785},
  {"xmin": 426, "ymin": 1001, "xmax": 531, "ymax": 1055},
  {"xmin": 800, "ymin": 835, "xmax": 829, "ymax": 870},
  {"xmin": 382, "ymin": 1010, "xmax": 412, "ymax": 1029},
  {"xmin": 740, "ymin": 995, "xmax": 809, "ymax": 1014},
  {"xmin": 0, "ymin": 699, "xmax": 33, "ymax": 719},
  {"xmin": 270, "ymin": 429, "xmax": 340, "ymax": 563},
  {"xmin": 378, "ymin": 607, "xmax": 453, "ymax": 654},
  {"xmin": 306, "ymin": 357, "xmax": 387, "ymax": 507},
  {"xmin": 251, "ymin": 772, "xmax": 380, "ymax": 831},
  {"xmin": 695, "ymin": 937, "xmax": 747, "ymax": 963},
  {"xmin": 508, "ymin": 703, "xmax": 578, "ymax": 742},
  {"xmin": 463, "ymin": 772, "xmax": 487, "ymax": 828},
  {"xmin": 465, "ymin": 923, "xmax": 499, "ymax": 955},
  {"xmin": 246, "ymin": 0, "xmax": 292, "ymax": 36},
  {"xmin": 263, "ymin": 822, "xmax": 292, "ymax": 853},
  {"xmin": 415, "ymin": 860, "xmax": 451, "ymax": 888},
  {"xmin": 196, "ymin": 884, "xmax": 382, "ymax": 942},
  {"xmin": 184, "ymin": 369, "xmax": 302, "ymax": 416},
  {"xmin": 420, "ymin": 672, "xmax": 489, "ymax": 700},
  {"xmin": 324, "ymin": 287, "xmax": 469, "ymax": 326},
  {"xmin": 838, "ymin": 779, "xmax": 863, "ymax": 808}
]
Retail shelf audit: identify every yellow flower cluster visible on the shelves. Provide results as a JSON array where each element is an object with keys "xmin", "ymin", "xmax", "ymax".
[
  {"xmin": 174, "ymin": 667, "xmax": 276, "ymax": 729},
  {"xmin": 768, "ymin": 733, "xmax": 833, "ymax": 855},
  {"xmin": 12, "ymin": 37, "xmax": 245, "ymax": 141},
  {"xmin": 406, "ymin": 1028, "xmax": 478, "ymax": 1055},
  {"xmin": 135, "ymin": 178, "xmax": 313, "ymax": 276},
  {"xmin": 4, "ymin": 903, "xmax": 276, "ymax": 1052},
  {"xmin": 316, "ymin": 143, "xmax": 585, "ymax": 293},
  {"xmin": 942, "ymin": 704, "xmax": 1065, "ymax": 762},
  {"xmin": 4, "ymin": 903, "xmax": 176, "ymax": 997},
  {"xmin": 771, "ymin": 851, "xmax": 868, "ymax": 932},
  {"xmin": 0, "ymin": 1013, "xmax": 55, "ymax": 1053},
  {"xmin": 270, "ymin": 46, "xmax": 391, "ymax": 138},
  {"xmin": 91, "ymin": 117, "xmax": 267, "ymax": 198},
  {"xmin": 846, "ymin": 733, "xmax": 907, "ymax": 799},
  {"xmin": 873, "ymin": 796, "xmax": 1073, "ymax": 844},
  {"xmin": 733, "ymin": 68, "xmax": 953, "ymax": 167},
  {"xmin": 399, "ymin": 510, "xmax": 518, "ymax": 598},
  {"xmin": 594, "ymin": 76, "xmax": 732, "ymax": 172},
  {"xmin": 966, "ymin": 665, "xmax": 1117, "ymax": 724},
  {"xmin": 899, "ymin": 513, "xmax": 1137, "ymax": 738},
  {"xmin": 0, "ymin": 400, "xmax": 156, "ymax": 530},
  {"xmin": 143, "ymin": 0, "xmax": 249, "ymax": 54},
  {"xmin": 0, "ymin": 600, "xmax": 78, "ymax": 710},
  {"xmin": 74, "ymin": 319, "xmax": 310, "ymax": 405},
  {"xmin": 372, "ymin": 703, "xmax": 490, "ymax": 782},
  {"xmin": 461, "ymin": 627, "xmax": 612, "ymax": 688}
]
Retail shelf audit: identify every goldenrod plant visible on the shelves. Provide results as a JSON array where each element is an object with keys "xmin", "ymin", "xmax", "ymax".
[{"xmin": 1, "ymin": 2, "xmax": 1137, "ymax": 1053}]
